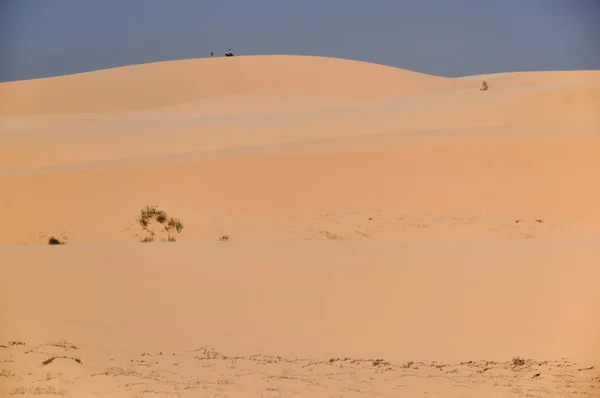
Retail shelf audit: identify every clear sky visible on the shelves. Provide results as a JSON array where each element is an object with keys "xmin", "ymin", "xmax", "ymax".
[{"xmin": 1, "ymin": 0, "xmax": 599, "ymax": 82}]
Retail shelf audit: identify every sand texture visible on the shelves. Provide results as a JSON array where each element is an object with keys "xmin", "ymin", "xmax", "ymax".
[{"xmin": 1, "ymin": 55, "xmax": 600, "ymax": 397}]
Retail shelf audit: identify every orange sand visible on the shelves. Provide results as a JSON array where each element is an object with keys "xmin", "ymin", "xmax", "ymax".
[{"xmin": 1, "ymin": 55, "xmax": 599, "ymax": 397}]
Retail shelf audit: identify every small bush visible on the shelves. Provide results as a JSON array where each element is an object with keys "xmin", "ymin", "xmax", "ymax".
[
  {"xmin": 48, "ymin": 236, "xmax": 64, "ymax": 245},
  {"xmin": 512, "ymin": 357, "xmax": 526, "ymax": 367},
  {"xmin": 155, "ymin": 210, "xmax": 168, "ymax": 224},
  {"xmin": 166, "ymin": 217, "xmax": 184, "ymax": 233},
  {"xmin": 219, "ymin": 235, "xmax": 230, "ymax": 241},
  {"xmin": 480, "ymin": 80, "xmax": 489, "ymax": 91},
  {"xmin": 139, "ymin": 205, "xmax": 159, "ymax": 227},
  {"xmin": 137, "ymin": 206, "xmax": 184, "ymax": 243}
]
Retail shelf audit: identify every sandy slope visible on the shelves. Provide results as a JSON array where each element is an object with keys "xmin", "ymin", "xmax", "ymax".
[
  {"xmin": 1, "ymin": 55, "xmax": 600, "ymax": 397},
  {"xmin": 0, "ymin": 55, "xmax": 459, "ymax": 115},
  {"xmin": 2, "ymin": 242, "xmax": 600, "ymax": 397}
]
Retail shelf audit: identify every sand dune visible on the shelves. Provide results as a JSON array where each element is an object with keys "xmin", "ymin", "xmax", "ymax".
[
  {"xmin": 0, "ymin": 55, "xmax": 460, "ymax": 115},
  {"xmin": 1, "ymin": 55, "xmax": 600, "ymax": 397},
  {"xmin": 2, "ymin": 242, "xmax": 600, "ymax": 397}
]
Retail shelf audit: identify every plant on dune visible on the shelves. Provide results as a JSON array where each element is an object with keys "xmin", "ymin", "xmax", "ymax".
[
  {"xmin": 219, "ymin": 234, "xmax": 230, "ymax": 241},
  {"xmin": 137, "ymin": 206, "xmax": 184, "ymax": 243},
  {"xmin": 401, "ymin": 361, "xmax": 414, "ymax": 369},
  {"xmin": 155, "ymin": 210, "xmax": 168, "ymax": 224},
  {"xmin": 48, "ymin": 339, "xmax": 78, "ymax": 350},
  {"xmin": 165, "ymin": 217, "xmax": 184, "ymax": 234},
  {"xmin": 480, "ymin": 80, "xmax": 489, "ymax": 91},
  {"xmin": 163, "ymin": 234, "xmax": 177, "ymax": 243},
  {"xmin": 47, "ymin": 236, "xmax": 65, "ymax": 245},
  {"xmin": 139, "ymin": 205, "xmax": 159, "ymax": 227}
]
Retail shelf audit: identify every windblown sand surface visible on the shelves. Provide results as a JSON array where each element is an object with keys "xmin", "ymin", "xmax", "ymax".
[{"xmin": 1, "ymin": 55, "xmax": 600, "ymax": 397}]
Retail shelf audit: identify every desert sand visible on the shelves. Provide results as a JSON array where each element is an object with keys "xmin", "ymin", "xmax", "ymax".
[{"xmin": 1, "ymin": 55, "xmax": 600, "ymax": 397}]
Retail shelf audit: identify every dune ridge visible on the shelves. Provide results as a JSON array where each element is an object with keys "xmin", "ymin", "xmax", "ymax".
[
  {"xmin": 0, "ymin": 55, "xmax": 460, "ymax": 115},
  {"xmin": 2, "ymin": 55, "xmax": 600, "ymax": 397}
]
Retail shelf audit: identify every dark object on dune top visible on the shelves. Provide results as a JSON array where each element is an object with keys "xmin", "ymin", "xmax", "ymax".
[{"xmin": 225, "ymin": 49, "xmax": 235, "ymax": 57}]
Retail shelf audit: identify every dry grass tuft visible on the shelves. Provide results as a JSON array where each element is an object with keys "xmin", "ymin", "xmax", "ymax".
[
  {"xmin": 48, "ymin": 339, "xmax": 78, "ymax": 350},
  {"xmin": 138, "ymin": 206, "xmax": 184, "ymax": 242}
]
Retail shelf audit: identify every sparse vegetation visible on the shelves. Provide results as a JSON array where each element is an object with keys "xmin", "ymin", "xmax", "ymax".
[
  {"xmin": 0, "ymin": 369, "xmax": 15, "ymax": 377},
  {"xmin": 402, "ymin": 361, "xmax": 414, "ymax": 369},
  {"xmin": 320, "ymin": 230, "xmax": 342, "ymax": 240},
  {"xmin": 137, "ymin": 206, "xmax": 184, "ymax": 243},
  {"xmin": 139, "ymin": 205, "xmax": 159, "ymax": 226},
  {"xmin": 10, "ymin": 386, "xmax": 67, "ymax": 396},
  {"xmin": 165, "ymin": 217, "xmax": 184, "ymax": 233},
  {"xmin": 162, "ymin": 234, "xmax": 177, "ymax": 243},
  {"xmin": 2, "ymin": 349, "xmax": 593, "ymax": 397},
  {"xmin": 372, "ymin": 358, "xmax": 390, "ymax": 367},
  {"xmin": 512, "ymin": 357, "xmax": 526, "ymax": 368},
  {"xmin": 480, "ymin": 80, "xmax": 489, "ymax": 91},
  {"xmin": 48, "ymin": 339, "xmax": 77, "ymax": 350},
  {"xmin": 219, "ymin": 234, "xmax": 230, "ymax": 241},
  {"xmin": 98, "ymin": 367, "xmax": 141, "ymax": 377},
  {"xmin": 155, "ymin": 210, "xmax": 168, "ymax": 224},
  {"xmin": 47, "ymin": 236, "xmax": 65, "ymax": 245}
]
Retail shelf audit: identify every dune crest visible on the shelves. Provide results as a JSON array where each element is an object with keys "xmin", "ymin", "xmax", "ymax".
[{"xmin": 0, "ymin": 55, "xmax": 460, "ymax": 115}]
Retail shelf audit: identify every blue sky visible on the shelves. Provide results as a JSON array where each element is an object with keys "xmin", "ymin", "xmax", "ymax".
[{"xmin": 1, "ymin": 0, "xmax": 599, "ymax": 82}]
